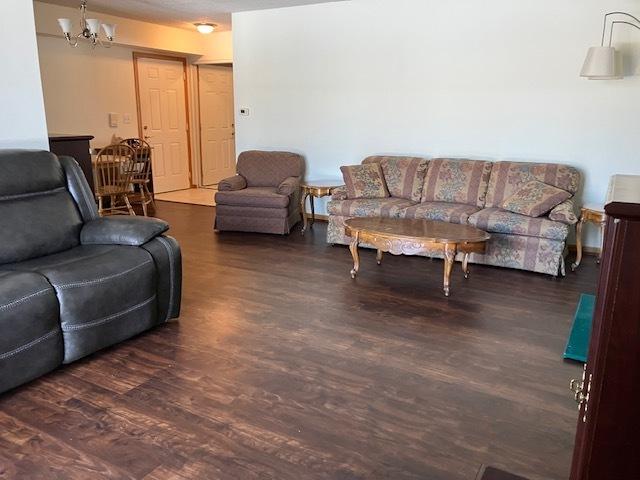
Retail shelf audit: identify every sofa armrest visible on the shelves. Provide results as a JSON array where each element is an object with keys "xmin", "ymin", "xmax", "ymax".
[
  {"xmin": 331, "ymin": 185, "xmax": 348, "ymax": 201},
  {"xmin": 548, "ymin": 199, "xmax": 579, "ymax": 225},
  {"xmin": 276, "ymin": 176, "xmax": 300, "ymax": 196},
  {"xmin": 218, "ymin": 175, "xmax": 247, "ymax": 191},
  {"xmin": 81, "ymin": 217, "xmax": 169, "ymax": 246}
]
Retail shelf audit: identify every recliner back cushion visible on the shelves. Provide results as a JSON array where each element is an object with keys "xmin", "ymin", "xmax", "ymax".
[
  {"xmin": 0, "ymin": 150, "xmax": 82, "ymax": 263},
  {"xmin": 236, "ymin": 151, "xmax": 304, "ymax": 187},
  {"xmin": 484, "ymin": 161, "xmax": 581, "ymax": 209}
]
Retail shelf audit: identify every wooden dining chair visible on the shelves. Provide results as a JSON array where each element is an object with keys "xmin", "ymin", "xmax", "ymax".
[
  {"xmin": 120, "ymin": 138, "xmax": 154, "ymax": 216},
  {"xmin": 93, "ymin": 143, "xmax": 137, "ymax": 216}
]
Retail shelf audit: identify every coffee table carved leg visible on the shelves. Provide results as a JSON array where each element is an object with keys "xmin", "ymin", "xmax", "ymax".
[
  {"xmin": 571, "ymin": 215, "xmax": 585, "ymax": 271},
  {"xmin": 443, "ymin": 243, "xmax": 456, "ymax": 297},
  {"xmin": 376, "ymin": 249, "xmax": 383, "ymax": 265},
  {"xmin": 349, "ymin": 232, "xmax": 360, "ymax": 279},
  {"xmin": 300, "ymin": 190, "xmax": 309, "ymax": 235},
  {"xmin": 462, "ymin": 252, "xmax": 470, "ymax": 279}
]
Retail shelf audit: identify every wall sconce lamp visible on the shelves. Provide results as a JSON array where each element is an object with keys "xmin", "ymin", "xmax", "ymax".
[
  {"xmin": 581, "ymin": 11, "xmax": 640, "ymax": 79},
  {"xmin": 581, "ymin": 12, "xmax": 640, "ymax": 79}
]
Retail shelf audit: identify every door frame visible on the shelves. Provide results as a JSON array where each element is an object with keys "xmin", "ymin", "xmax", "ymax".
[
  {"xmin": 132, "ymin": 52, "xmax": 194, "ymax": 187},
  {"xmin": 196, "ymin": 63, "xmax": 236, "ymax": 187}
]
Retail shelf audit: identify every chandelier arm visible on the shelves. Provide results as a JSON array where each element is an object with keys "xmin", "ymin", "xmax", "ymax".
[
  {"xmin": 601, "ymin": 11, "xmax": 640, "ymax": 46},
  {"xmin": 608, "ymin": 20, "xmax": 640, "ymax": 46}
]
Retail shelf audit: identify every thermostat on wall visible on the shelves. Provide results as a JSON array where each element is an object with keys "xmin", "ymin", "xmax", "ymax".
[{"xmin": 240, "ymin": 108, "xmax": 250, "ymax": 116}]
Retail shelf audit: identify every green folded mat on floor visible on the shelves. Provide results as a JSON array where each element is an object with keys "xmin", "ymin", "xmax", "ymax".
[{"xmin": 564, "ymin": 293, "xmax": 595, "ymax": 363}]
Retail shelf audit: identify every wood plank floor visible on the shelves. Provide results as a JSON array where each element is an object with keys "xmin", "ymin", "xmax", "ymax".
[{"xmin": 0, "ymin": 202, "xmax": 598, "ymax": 480}]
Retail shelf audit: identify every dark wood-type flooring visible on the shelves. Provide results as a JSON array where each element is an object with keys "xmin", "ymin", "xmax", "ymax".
[{"xmin": 0, "ymin": 202, "xmax": 598, "ymax": 480}]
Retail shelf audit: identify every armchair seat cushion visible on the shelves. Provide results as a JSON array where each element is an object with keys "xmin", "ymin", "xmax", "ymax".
[
  {"xmin": 327, "ymin": 198, "xmax": 415, "ymax": 218},
  {"xmin": 468, "ymin": 207, "xmax": 569, "ymax": 241},
  {"xmin": 5, "ymin": 245, "xmax": 157, "ymax": 363},
  {"xmin": 398, "ymin": 202, "xmax": 480, "ymax": 224},
  {"xmin": 0, "ymin": 271, "xmax": 63, "ymax": 393},
  {"xmin": 215, "ymin": 187, "xmax": 290, "ymax": 209}
]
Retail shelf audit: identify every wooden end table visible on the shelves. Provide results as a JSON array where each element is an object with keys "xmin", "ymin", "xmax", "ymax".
[
  {"xmin": 300, "ymin": 179, "xmax": 344, "ymax": 235},
  {"xmin": 571, "ymin": 205, "xmax": 606, "ymax": 271},
  {"xmin": 344, "ymin": 217, "xmax": 490, "ymax": 297}
]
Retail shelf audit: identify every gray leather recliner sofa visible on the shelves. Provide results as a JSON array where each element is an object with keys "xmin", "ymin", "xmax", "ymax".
[{"xmin": 0, "ymin": 150, "xmax": 182, "ymax": 394}]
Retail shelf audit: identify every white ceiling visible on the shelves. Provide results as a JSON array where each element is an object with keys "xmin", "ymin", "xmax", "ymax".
[{"xmin": 38, "ymin": 0, "xmax": 348, "ymax": 32}]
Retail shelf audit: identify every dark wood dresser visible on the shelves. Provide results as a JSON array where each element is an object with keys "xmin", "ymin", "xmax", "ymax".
[
  {"xmin": 570, "ymin": 174, "xmax": 640, "ymax": 479},
  {"xmin": 48, "ymin": 134, "xmax": 95, "ymax": 193}
]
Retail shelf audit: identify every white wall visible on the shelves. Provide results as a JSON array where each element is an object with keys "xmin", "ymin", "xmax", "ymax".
[
  {"xmin": 37, "ymin": 36, "xmax": 140, "ymax": 147},
  {"xmin": 233, "ymin": 0, "xmax": 640, "ymax": 248},
  {"xmin": 0, "ymin": 0, "xmax": 48, "ymax": 149}
]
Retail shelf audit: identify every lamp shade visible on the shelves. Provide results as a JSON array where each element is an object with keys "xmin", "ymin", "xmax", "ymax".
[
  {"xmin": 580, "ymin": 46, "xmax": 623, "ymax": 80},
  {"xmin": 102, "ymin": 23, "xmax": 116, "ymax": 39},
  {"xmin": 86, "ymin": 18, "xmax": 101, "ymax": 35},
  {"xmin": 57, "ymin": 18, "xmax": 73, "ymax": 33}
]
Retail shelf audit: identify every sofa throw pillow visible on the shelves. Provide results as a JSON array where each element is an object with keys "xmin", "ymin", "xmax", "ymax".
[
  {"xmin": 340, "ymin": 163, "xmax": 389, "ymax": 199},
  {"xmin": 501, "ymin": 180, "xmax": 571, "ymax": 217},
  {"xmin": 380, "ymin": 157, "xmax": 428, "ymax": 202}
]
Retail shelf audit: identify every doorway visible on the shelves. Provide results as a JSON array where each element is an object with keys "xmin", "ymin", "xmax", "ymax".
[
  {"xmin": 197, "ymin": 64, "xmax": 236, "ymax": 187},
  {"xmin": 134, "ymin": 53, "xmax": 192, "ymax": 194}
]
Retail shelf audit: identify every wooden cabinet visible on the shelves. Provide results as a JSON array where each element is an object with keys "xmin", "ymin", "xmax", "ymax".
[
  {"xmin": 48, "ymin": 134, "xmax": 95, "ymax": 193},
  {"xmin": 570, "ymin": 175, "xmax": 640, "ymax": 479}
]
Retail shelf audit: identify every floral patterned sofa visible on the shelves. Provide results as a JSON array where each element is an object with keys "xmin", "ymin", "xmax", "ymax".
[{"xmin": 327, "ymin": 156, "xmax": 581, "ymax": 276}]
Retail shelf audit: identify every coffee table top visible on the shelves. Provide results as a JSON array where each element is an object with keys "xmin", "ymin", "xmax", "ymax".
[{"xmin": 344, "ymin": 217, "xmax": 490, "ymax": 244}]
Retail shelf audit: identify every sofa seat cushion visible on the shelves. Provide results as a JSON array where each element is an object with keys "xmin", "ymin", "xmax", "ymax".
[
  {"xmin": 5, "ymin": 245, "xmax": 157, "ymax": 363},
  {"xmin": 327, "ymin": 198, "xmax": 416, "ymax": 218},
  {"xmin": 468, "ymin": 208, "xmax": 569, "ymax": 241},
  {"xmin": 215, "ymin": 187, "xmax": 290, "ymax": 209},
  {"xmin": 421, "ymin": 158, "xmax": 494, "ymax": 207},
  {"xmin": 0, "ymin": 271, "xmax": 64, "ymax": 392},
  {"xmin": 399, "ymin": 202, "xmax": 481, "ymax": 224}
]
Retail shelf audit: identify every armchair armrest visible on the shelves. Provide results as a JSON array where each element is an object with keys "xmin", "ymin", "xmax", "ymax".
[
  {"xmin": 548, "ymin": 199, "xmax": 579, "ymax": 225},
  {"xmin": 276, "ymin": 176, "xmax": 300, "ymax": 196},
  {"xmin": 218, "ymin": 175, "xmax": 247, "ymax": 191},
  {"xmin": 81, "ymin": 217, "xmax": 169, "ymax": 246},
  {"xmin": 331, "ymin": 185, "xmax": 348, "ymax": 201}
]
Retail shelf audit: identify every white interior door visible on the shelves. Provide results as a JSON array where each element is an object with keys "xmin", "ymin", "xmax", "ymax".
[
  {"xmin": 198, "ymin": 65, "xmax": 236, "ymax": 186},
  {"xmin": 137, "ymin": 57, "xmax": 191, "ymax": 193}
]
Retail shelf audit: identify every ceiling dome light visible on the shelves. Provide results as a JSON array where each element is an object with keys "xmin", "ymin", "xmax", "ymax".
[{"xmin": 195, "ymin": 23, "xmax": 215, "ymax": 34}]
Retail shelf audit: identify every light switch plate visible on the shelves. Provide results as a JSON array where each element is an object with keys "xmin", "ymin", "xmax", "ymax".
[
  {"xmin": 109, "ymin": 112, "xmax": 119, "ymax": 128},
  {"xmin": 123, "ymin": 113, "xmax": 131, "ymax": 124}
]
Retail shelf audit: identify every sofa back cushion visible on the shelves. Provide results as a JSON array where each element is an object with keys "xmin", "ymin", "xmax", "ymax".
[
  {"xmin": 421, "ymin": 158, "xmax": 493, "ymax": 207},
  {"xmin": 0, "ymin": 150, "xmax": 82, "ymax": 264},
  {"xmin": 237, "ymin": 150, "xmax": 304, "ymax": 187},
  {"xmin": 372, "ymin": 156, "xmax": 428, "ymax": 202},
  {"xmin": 340, "ymin": 163, "xmax": 389, "ymax": 199},
  {"xmin": 484, "ymin": 161, "xmax": 581, "ymax": 209}
]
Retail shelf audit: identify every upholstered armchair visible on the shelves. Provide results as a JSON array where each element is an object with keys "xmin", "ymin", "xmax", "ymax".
[{"xmin": 214, "ymin": 151, "xmax": 304, "ymax": 234}]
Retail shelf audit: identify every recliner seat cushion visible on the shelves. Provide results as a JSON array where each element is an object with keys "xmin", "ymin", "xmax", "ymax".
[
  {"xmin": 0, "ymin": 271, "xmax": 64, "ymax": 392},
  {"xmin": 5, "ymin": 245, "xmax": 157, "ymax": 363},
  {"xmin": 398, "ymin": 202, "xmax": 480, "ymax": 224},
  {"xmin": 0, "ymin": 150, "xmax": 82, "ymax": 263},
  {"xmin": 327, "ymin": 198, "xmax": 416, "ymax": 218},
  {"xmin": 467, "ymin": 207, "xmax": 569, "ymax": 241},
  {"xmin": 215, "ymin": 187, "xmax": 290, "ymax": 209}
]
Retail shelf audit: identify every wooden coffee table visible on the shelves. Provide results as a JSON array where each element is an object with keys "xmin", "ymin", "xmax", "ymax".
[{"xmin": 344, "ymin": 217, "xmax": 490, "ymax": 297}]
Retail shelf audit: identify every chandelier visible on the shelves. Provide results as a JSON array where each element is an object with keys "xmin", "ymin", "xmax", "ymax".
[{"xmin": 57, "ymin": 1, "xmax": 116, "ymax": 48}]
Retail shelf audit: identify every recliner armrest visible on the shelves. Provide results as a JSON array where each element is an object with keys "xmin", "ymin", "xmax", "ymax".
[
  {"xmin": 218, "ymin": 175, "xmax": 247, "ymax": 191},
  {"xmin": 81, "ymin": 217, "xmax": 169, "ymax": 246},
  {"xmin": 276, "ymin": 176, "xmax": 300, "ymax": 196}
]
